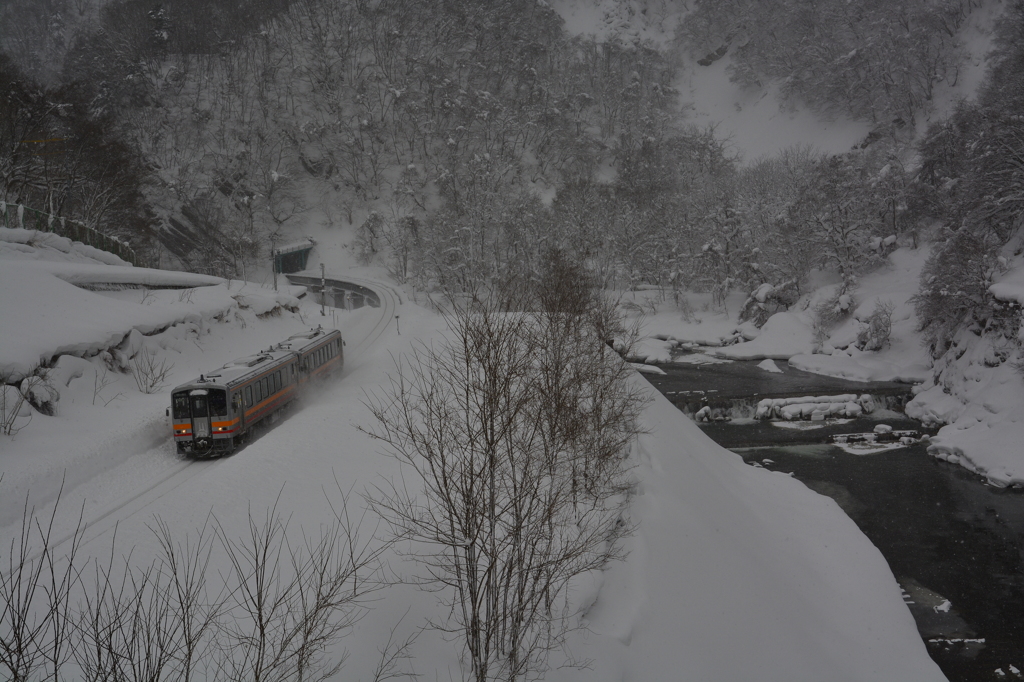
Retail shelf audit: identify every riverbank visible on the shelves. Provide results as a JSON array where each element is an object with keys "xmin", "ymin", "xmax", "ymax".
[{"xmin": 631, "ymin": 247, "xmax": 1024, "ymax": 487}]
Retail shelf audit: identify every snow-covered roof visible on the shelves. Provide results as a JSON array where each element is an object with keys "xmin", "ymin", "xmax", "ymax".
[{"xmin": 274, "ymin": 238, "xmax": 316, "ymax": 255}]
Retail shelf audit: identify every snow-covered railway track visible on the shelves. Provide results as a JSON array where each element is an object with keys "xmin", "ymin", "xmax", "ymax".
[
  {"xmin": 16, "ymin": 278, "xmax": 399, "ymax": 559},
  {"xmin": 37, "ymin": 457, "xmax": 222, "ymax": 559},
  {"xmin": 330, "ymin": 275, "xmax": 400, "ymax": 358}
]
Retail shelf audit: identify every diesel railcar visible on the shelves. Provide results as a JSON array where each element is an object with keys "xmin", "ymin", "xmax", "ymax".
[{"xmin": 169, "ymin": 326, "xmax": 343, "ymax": 456}]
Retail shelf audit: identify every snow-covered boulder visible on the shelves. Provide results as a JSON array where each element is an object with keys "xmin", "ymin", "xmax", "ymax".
[
  {"xmin": 754, "ymin": 394, "xmax": 871, "ymax": 420},
  {"xmin": 713, "ymin": 311, "xmax": 816, "ymax": 360}
]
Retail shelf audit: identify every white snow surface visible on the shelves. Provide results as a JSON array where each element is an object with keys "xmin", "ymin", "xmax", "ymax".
[
  {"xmin": 0, "ymin": 245, "xmax": 945, "ymax": 680},
  {"xmin": 0, "ymin": 261, "xmax": 299, "ymax": 382},
  {"xmin": 1, "ymin": 227, "xmax": 130, "ymax": 266},
  {"xmin": 990, "ymin": 266, "xmax": 1024, "ymax": 307}
]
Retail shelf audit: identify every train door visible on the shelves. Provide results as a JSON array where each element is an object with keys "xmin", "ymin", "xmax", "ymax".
[
  {"xmin": 189, "ymin": 389, "xmax": 212, "ymax": 453},
  {"xmin": 233, "ymin": 390, "xmax": 245, "ymax": 434}
]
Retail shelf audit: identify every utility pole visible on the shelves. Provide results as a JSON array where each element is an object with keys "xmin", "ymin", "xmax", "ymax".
[
  {"xmin": 320, "ymin": 262, "xmax": 326, "ymax": 316},
  {"xmin": 270, "ymin": 234, "xmax": 279, "ymax": 291}
]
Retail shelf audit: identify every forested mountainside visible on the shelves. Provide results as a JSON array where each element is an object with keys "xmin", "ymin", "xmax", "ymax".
[{"xmin": 1, "ymin": 0, "xmax": 1023, "ymax": 364}]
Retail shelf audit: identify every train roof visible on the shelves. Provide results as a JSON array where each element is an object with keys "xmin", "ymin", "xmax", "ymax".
[
  {"xmin": 171, "ymin": 348, "xmax": 295, "ymax": 393},
  {"xmin": 169, "ymin": 327, "xmax": 340, "ymax": 394},
  {"xmin": 275, "ymin": 326, "xmax": 341, "ymax": 355}
]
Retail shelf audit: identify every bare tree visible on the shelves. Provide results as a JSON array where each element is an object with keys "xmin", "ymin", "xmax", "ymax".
[
  {"xmin": 129, "ymin": 349, "xmax": 174, "ymax": 395},
  {"xmin": 214, "ymin": 491, "xmax": 386, "ymax": 682},
  {"xmin": 0, "ymin": 480, "xmax": 84, "ymax": 682},
  {"xmin": 151, "ymin": 517, "xmax": 222, "ymax": 682},
  {"xmin": 365, "ymin": 274, "xmax": 644, "ymax": 682},
  {"xmin": 72, "ymin": 538, "xmax": 180, "ymax": 682}
]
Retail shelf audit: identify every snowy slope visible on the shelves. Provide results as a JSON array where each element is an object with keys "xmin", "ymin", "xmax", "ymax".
[{"xmin": 0, "ymin": 236, "xmax": 945, "ymax": 680}]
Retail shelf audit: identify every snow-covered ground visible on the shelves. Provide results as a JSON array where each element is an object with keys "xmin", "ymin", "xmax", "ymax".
[{"xmin": 0, "ymin": 231, "xmax": 948, "ymax": 679}]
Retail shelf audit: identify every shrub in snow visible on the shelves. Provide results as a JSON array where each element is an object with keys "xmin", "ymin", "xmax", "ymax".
[
  {"xmin": 128, "ymin": 349, "xmax": 175, "ymax": 394},
  {"xmin": 20, "ymin": 373, "xmax": 59, "ymax": 417},
  {"xmin": 739, "ymin": 280, "xmax": 798, "ymax": 327},
  {"xmin": 857, "ymin": 299, "xmax": 895, "ymax": 351},
  {"xmin": 0, "ymin": 371, "xmax": 59, "ymax": 434},
  {"xmin": 812, "ymin": 288, "xmax": 856, "ymax": 349},
  {"xmin": 1, "ymin": 384, "xmax": 33, "ymax": 435},
  {"xmin": 675, "ymin": 290, "xmax": 697, "ymax": 323}
]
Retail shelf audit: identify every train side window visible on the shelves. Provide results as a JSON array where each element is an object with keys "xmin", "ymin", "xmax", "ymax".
[
  {"xmin": 245, "ymin": 385, "xmax": 252, "ymax": 407},
  {"xmin": 276, "ymin": 370, "xmax": 282, "ymax": 389},
  {"xmin": 209, "ymin": 390, "xmax": 228, "ymax": 417},
  {"xmin": 262, "ymin": 377, "xmax": 268, "ymax": 397},
  {"xmin": 255, "ymin": 381, "xmax": 262, "ymax": 403}
]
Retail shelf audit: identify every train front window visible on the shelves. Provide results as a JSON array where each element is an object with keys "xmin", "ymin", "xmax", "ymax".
[
  {"xmin": 209, "ymin": 390, "xmax": 227, "ymax": 417},
  {"xmin": 191, "ymin": 395, "xmax": 208, "ymax": 416},
  {"xmin": 172, "ymin": 393, "xmax": 190, "ymax": 419}
]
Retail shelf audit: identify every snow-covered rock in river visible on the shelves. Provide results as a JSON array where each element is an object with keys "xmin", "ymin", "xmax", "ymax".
[{"xmin": 755, "ymin": 394, "xmax": 874, "ymax": 420}]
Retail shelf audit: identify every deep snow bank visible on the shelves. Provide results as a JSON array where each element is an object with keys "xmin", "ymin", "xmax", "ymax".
[
  {"xmin": 0, "ymin": 260, "xmax": 300, "ymax": 381},
  {"xmin": 906, "ymin": 327, "xmax": 1024, "ymax": 486},
  {"xmin": 576, "ymin": 384, "xmax": 944, "ymax": 682}
]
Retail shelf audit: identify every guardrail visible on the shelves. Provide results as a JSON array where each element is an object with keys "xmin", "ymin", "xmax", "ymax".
[
  {"xmin": 0, "ymin": 201, "xmax": 140, "ymax": 266},
  {"xmin": 285, "ymin": 274, "xmax": 381, "ymax": 309}
]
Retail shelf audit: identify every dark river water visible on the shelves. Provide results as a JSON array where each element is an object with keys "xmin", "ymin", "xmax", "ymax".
[{"xmin": 644, "ymin": 360, "xmax": 1024, "ymax": 682}]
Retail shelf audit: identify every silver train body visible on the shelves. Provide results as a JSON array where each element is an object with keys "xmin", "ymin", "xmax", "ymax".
[{"xmin": 169, "ymin": 326, "xmax": 343, "ymax": 456}]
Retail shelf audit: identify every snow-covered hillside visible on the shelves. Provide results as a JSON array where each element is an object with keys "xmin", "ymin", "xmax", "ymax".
[
  {"xmin": 0, "ymin": 229, "xmax": 947, "ymax": 680},
  {"xmin": 551, "ymin": 0, "xmax": 1001, "ymax": 162}
]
